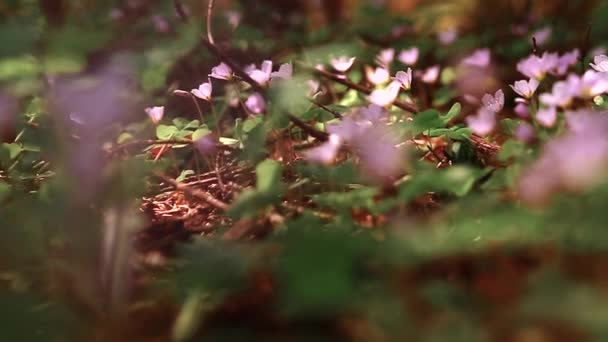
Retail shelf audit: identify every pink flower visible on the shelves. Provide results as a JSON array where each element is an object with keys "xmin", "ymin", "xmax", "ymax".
[
  {"xmin": 572, "ymin": 70, "xmax": 608, "ymax": 98},
  {"xmin": 517, "ymin": 52, "xmax": 559, "ymax": 80},
  {"xmin": 194, "ymin": 133, "xmax": 218, "ymax": 155},
  {"xmin": 330, "ymin": 56, "xmax": 356, "ymax": 73},
  {"xmin": 145, "ymin": 106, "xmax": 164, "ymax": 124},
  {"xmin": 152, "ymin": 15, "xmax": 170, "ymax": 34},
  {"xmin": 437, "ymin": 28, "xmax": 458, "ymax": 45},
  {"xmin": 531, "ymin": 26, "xmax": 552, "ymax": 46},
  {"xmin": 536, "ymin": 106, "xmax": 557, "ymax": 127},
  {"xmin": 539, "ymin": 80, "xmax": 577, "ymax": 108},
  {"xmin": 270, "ymin": 62, "xmax": 293, "ymax": 80},
  {"xmin": 359, "ymin": 104, "xmax": 385, "ymax": 122},
  {"xmin": 304, "ymin": 134, "xmax": 342, "ymax": 164},
  {"xmin": 365, "ymin": 66, "xmax": 390, "ymax": 85},
  {"xmin": 393, "ymin": 69, "xmax": 413, "ymax": 90},
  {"xmin": 510, "ymin": 79, "xmax": 539, "ymax": 99},
  {"xmin": 191, "ymin": 82, "xmax": 212, "ymax": 101},
  {"xmin": 248, "ymin": 60, "xmax": 273, "ymax": 85},
  {"xmin": 209, "ymin": 62, "xmax": 233, "ymax": 80},
  {"xmin": 376, "ymin": 48, "xmax": 395, "ymax": 68},
  {"xmin": 369, "ymin": 81, "xmax": 401, "ymax": 107},
  {"xmin": 225, "ymin": 10, "xmax": 242, "ymax": 29},
  {"xmin": 514, "ymin": 103, "xmax": 530, "ymax": 118},
  {"xmin": 462, "ymin": 48, "xmax": 491, "ymax": 68},
  {"xmin": 515, "ymin": 122, "xmax": 536, "ymax": 143},
  {"xmin": 519, "ymin": 111, "xmax": 608, "ymax": 204},
  {"xmin": 397, "ymin": 47, "xmax": 419, "ymax": 66},
  {"xmin": 554, "ymin": 49, "xmax": 579, "ymax": 75},
  {"xmin": 590, "ymin": 54, "xmax": 608, "ymax": 73},
  {"xmin": 466, "ymin": 108, "xmax": 496, "ymax": 136},
  {"xmin": 245, "ymin": 93, "xmax": 266, "ymax": 114},
  {"xmin": 481, "ymin": 89, "xmax": 504, "ymax": 113},
  {"xmin": 419, "ymin": 65, "xmax": 440, "ymax": 84}
]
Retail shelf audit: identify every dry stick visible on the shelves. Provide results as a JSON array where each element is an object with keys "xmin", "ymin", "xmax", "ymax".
[
  {"xmin": 206, "ymin": 0, "xmax": 216, "ymax": 44},
  {"xmin": 312, "ymin": 67, "xmax": 420, "ymax": 113},
  {"xmin": 155, "ymin": 172, "xmax": 229, "ymax": 211},
  {"xmin": 309, "ymin": 99, "xmax": 343, "ymax": 119}
]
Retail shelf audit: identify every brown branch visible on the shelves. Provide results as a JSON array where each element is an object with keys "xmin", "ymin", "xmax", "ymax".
[
  {"xmin": 286, "ymin": 113, "xmax": 329, "ymax": 141},
  {"xmin": 309, "ymin": 99, "xmax": 343, "ymax": 119},
  {"xmin": 155, "ymin": 172, "xmax": 229, "ymax": 211},
  {"xmin": 206, "ymin": 0, "xmax": 216, "ymax": 44}
]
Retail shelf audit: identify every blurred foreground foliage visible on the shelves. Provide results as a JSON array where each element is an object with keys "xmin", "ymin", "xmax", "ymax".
[{"xmin": 3, "ymin": 0, "xmax": 608, "ymax": 341}]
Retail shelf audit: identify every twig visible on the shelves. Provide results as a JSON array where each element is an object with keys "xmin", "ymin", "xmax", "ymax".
[
  {"xmin": 206, "ymin": 0, "xmax": 216, "ymax": 44},
  {"xmin": 309, "ymin": 99, "xmax": 343, "ymax": 119},
  {"xmin": 155, "ymin": 172, "xmax": 229, "ymax": 211},
  {"xmin": 285, "ymin": 113, "xmax": 329, "ymax": 141},
  {"xmin": 312, "ymin": 66, "xmax": 420, "ymax": 113}
]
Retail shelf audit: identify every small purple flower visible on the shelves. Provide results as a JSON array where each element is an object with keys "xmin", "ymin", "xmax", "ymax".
[
  {"xmin": 510, "ymin": 78, "xmax": 539, "ymax": 99},
  {"xmin": 554, "ymin": 49, "xmax": 579, "ymax": 75},
  {"xmin": 462, "ymin": 48, "xmax": 491, "ymax": 68},
  {"xmin": 304, "ymin": 134, "xmax": 342, "ymax": 164},
  {"xmin": 437, "ymin": 28, "xmax": 458, "ymax": 45},
  {"xmin": 369, "ymin": 81, "xmax": 401, "ymax": 107},
  {"xmin": 194, "ymin": 133, "xmax": 218, "ymax": 156},
  {"xmin": 514, "ymin": 103, "xmax": 530, "ymax": 118},
  {"xmin": 376, "ymin": 48, "xmax": 395, "ymax": 68},
  {"xmin": 481, "ymin": 89, "xmax": 504, "ymax": 113},
  {"xmin": 574, "ymin": 70, "xmax": 608, "ymax": 98},
  {"xmin": 210, "ymin": 62, "xmax": 233, "ymax": 80},
  {"xmin": 590, "ymin": 54, "xmax": 608, "ymax": 73},
  {"xmin": 245, "ymin": 93, "xmax": 266, "ymax": 114},
  {"xmin": 225, "ymin": 10, "xmax": 242, "ymax": 29},
  {"xmin": 539, "ymin": 80, "xmax": 577, "ymax": 108},
  {"xmin": 517, "ymin": 52, "xmax": 559, "ymax": 80},
  {"xmin": 359, "ymin": 104, "xmax": 385, "ymax": 122},
  {"xmin": 419, "ymin": 65, "xmax": 440, "ymax": 84},
  {"xmin": 249, "ymin": 60, "xmax": 273, "ymax": 86},
  {"xmin": 519, "ymin": 111, "xmax": 608, "ymax": 204},
  {"xmin": 466, "ymin": 108, "xmax": 496, "ymax": 136},
  {"xmin": 393, "ymin": 69, "xmax": 413, "ymax": 90},
  {"xmin": 366, "ymin": 66, "xmax": 390, "ymax": 85},
  {"xmin": 270, "ymin": 62, "xmax": 293, "ymax": 81},
  {"xmin": 531, "ymin": 26, "xmax": 552, "ymax": 46},
  {"xmin": 398, "ymin": 47, "xmax": 419, "ymax": 66},
  {"xmin": 536, "ymin": 106, "xmax": 557, "ymax": 127},
  {"xmin": 151, "ymin": 15, "xmax": 170, "ymax": 34},
  {"xmin": 145, "ymin": 106, "xmax": 164, "ymax": 124},
  {"xmin": 330, "ymin": 56, "xmax": 356, "ymax": 73},
  {"xmin": 191, "ymin": 82, "xmax": 212, "ymax": 101},
  {"xmin": 515, "ymin": 122, "xmax": 536, "ymax": 143}
]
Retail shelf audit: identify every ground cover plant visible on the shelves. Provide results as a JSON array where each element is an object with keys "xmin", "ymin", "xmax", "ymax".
[{"xmin": 4, "ymin": 0, "xmax": 608, "ymax": 340}]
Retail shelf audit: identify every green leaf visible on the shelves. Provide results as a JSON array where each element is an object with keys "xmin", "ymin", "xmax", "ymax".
[
  {"xmin": 242, "ymin": 116, "xmax": 263, "ymax": 133},
  {"xmin": 0, "ymin": 182, "xmax": 10, "ymax": 201},
  {"xmin": 192, "ymin": 127, "xmax": 211, "ymax": 141},
  {"xmin": 256, "ymin": 159, "xmax": 283, "ymax": 194},
  {"xmin": 3, "ymin": 143, "xmax": 22, "ymax": 160},
  {"xmin": 411, "ymin": 109, "xmax": 444, "ymax": 134},
  {"xmin": 156, "ymin": 125, "xmax": 179, "ymax": 140},
  {"xmin": 441, "ymin": 102, "xmax": 461, "ymax": 124},
  {"xmin": 176, "ymin": 169, "xmax": 195, "ymax": 182}
]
